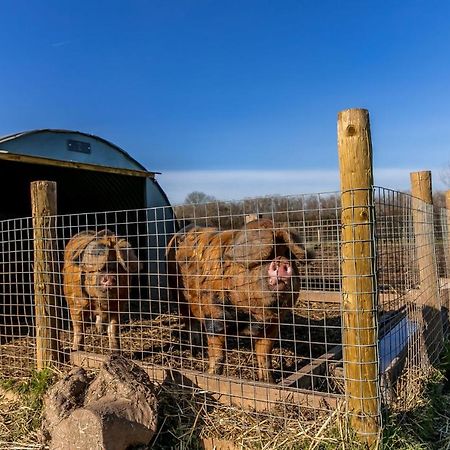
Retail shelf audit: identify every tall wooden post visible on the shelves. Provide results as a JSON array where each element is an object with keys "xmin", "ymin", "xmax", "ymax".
[
  {"xmin": 446, "ymin": 190, "xmax": 450, "ymax": 222},
  {"xmin": 31, "ymin": 181, "xmax": 58, "ymax": 370},
  {"xmin": 445, "ymin": 191, "xmax": 450, "ymax": 280},
  {"xmin": 337, "ymin": 108, "xmax": 380, "ymax": 446},
  {"xmin": 410, "ymin": 172, "xmax": 443, "ymax": 360},
  {"xmin": 442, "ymin": 190, "xmax": 450, "ymax": 335}
]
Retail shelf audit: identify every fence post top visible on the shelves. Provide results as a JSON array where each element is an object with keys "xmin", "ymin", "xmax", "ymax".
[
  {"xmin": 410, "ymin": 170, "xmax": 432, "ymax": 179},
  {"xmin": 337, "ymin": 108, "xmax": 369, "ymax": 118},
  {"xmin": 410, "ymin": 171, "xmax": 433, "ymax": 204},
  {"xmin": 30, "ymin": 180, "xmax": 57, "ymax": 186}
]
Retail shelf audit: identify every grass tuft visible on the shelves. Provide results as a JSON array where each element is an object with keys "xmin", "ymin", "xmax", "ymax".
[{"xmin": 0, "ymin": 368, "xmax": 54, "ymax": 449}]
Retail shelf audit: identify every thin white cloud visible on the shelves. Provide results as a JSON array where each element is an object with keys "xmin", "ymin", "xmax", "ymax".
[
  {"xmin": 158, "ymin": 168, "xmax": 447, "ymax": 205},
  {"xmin": 51, "ymin": 40, "xmax": 75, "ymax": 48}
]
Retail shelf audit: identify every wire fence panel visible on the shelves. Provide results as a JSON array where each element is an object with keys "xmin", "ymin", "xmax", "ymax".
[
  {"xmin": 0, "ymin": 216, "xmax": 36, "ymax": 378},
  {"xmin": 0, "ymin": 193, "xmax": 345, "ymax": 419},
  {"xmin": 0, "ymin": 188, "xmax": 448, "ymax": 425},
  {"xmin": 375, "ymin": 187, "xmax": 445, "ymax": 408},
  {"xmin": 440, "ymin": 207, "xmax": 450, "ymax": 338}
]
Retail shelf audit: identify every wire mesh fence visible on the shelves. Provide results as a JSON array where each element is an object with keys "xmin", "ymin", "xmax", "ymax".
[
  {"xmin": 0, "ymin": 194, "xmax": 343, "ymax": 414},
  {"xmin": 375, "ymin": 187, "xmax": 448, "ymax": 409},
  {"xmin": 0, "ymin": 187, "xmax": 449, "ymax": 431}
]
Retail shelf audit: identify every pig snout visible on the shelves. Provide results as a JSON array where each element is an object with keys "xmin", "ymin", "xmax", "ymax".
[
  {"xmin": 99, "ymin": 273, "xmax": 117, "ymax": 290},
  {"xmin": 268, "ymin": 257, "xmax": 293, "ymax": 290}
]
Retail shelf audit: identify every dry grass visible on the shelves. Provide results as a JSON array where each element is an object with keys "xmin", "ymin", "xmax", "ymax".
[
  {"xmin": 0, "ymin": 368, "xmax": 54, "ymax": 450},
  {"xmin": 382, "ymin": 339, "xmax": 450, "ymax": 448},
  {"xmin": 0, "ymin": 395, "xmax": 42, "ymax": 449},
  {"xmin": 152, "ymin": 382, "xmax": 368, "ymax": 450},
  {"xmin": 0, "ymin": 308, "xmax": 448, "ymax": 449},
  {"xmin": 150, "ymin": 359, "xmax": 450, "ymax": 449},
  {"xmin": 2, "ymin": 361, "xmax": 450, "ymax": 450}
]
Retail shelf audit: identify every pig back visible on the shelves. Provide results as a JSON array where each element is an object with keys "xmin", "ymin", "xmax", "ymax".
[{"xmin": 169, "ymin": 227, "xmax": 238, "ymax": 293}]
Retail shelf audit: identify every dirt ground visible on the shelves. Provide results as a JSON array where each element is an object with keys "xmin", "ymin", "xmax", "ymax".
[{"xmin": 0, "ymin": 297, "xmax": 342, "ymax": 395}]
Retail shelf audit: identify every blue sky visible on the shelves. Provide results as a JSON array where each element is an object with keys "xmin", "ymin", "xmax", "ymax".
[{"xmin": 1, "ymin": 1, "xmax": 450, "ymax": 203}]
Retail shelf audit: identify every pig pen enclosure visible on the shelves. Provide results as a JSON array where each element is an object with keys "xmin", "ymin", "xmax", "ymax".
[{"xmin": 1, "ymin": 109, "xmax": 450, "ymax": 447}]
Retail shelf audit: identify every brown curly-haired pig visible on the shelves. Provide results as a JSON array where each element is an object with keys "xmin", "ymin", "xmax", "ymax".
[
  {"xmin": 167, "ymin": 219, "xmax": 309, "ymax": 383},
  {"xmin": 63, "ymin": 229, "xmax": 141, "ymax": 351}
]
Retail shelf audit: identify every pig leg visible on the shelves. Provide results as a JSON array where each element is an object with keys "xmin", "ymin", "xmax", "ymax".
[
  {"xmin": 255, "ymin": 324, "xmax": 279, "ymax": 383},
  {"xmin": 206, "ymin": 334, "xmax": 226, "ymax": 375},
  {"xmin": 71, "ymin": 312, "xmax": 85, "ymax": 351},
  {"xmin": 107, "ymin": 315, "xmax": 120, "ymax": 352},
  {"xmin": 203, "ymin": 295, "xmax": 229, "ymax": 375},
  {"xmin": 180, "ymin": 299, "xmax": 203, "ymax": 349},
  {"xmin": 95, "ymin": 315, "xmax": 104, "ymax": 334}
]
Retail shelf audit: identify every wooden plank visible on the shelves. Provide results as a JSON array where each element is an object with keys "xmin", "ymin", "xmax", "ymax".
[
  {"xmin": 71, "ymin": 351, "xmax": 340, "ymax": 412},
  {"xmin": 298, "ymin": 290, "xmax": 341, "ymax": 303},
  {"xmin": 0, "ymin": 152, "xmax": 156, "ymax": 178},
  {"xmin": 298, "ymin": 289, "xmax": 432, "ymax": 305},
  {"xmin": 279, "ymin": 344, "xmax": 342, "ymax": 389}
]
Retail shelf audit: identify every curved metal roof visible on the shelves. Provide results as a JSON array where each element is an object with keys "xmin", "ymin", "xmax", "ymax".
[{"xmin": 0, "ymin": 129, "xmax": 151, "ymax": 173}]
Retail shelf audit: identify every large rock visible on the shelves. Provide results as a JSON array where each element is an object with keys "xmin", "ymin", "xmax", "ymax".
[{"xmin": 41, "ymin": 355, "xmax": 159, "ymax": 450}]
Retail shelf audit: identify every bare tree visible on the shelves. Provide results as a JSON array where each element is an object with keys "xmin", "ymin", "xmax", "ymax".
[
  {"xmin": 441, "ymin": 163, "xmax": 450, "ymax": 189},
  {"xmin": 184, "ymin": 191, "xmax": 216, "ymax": 204}
]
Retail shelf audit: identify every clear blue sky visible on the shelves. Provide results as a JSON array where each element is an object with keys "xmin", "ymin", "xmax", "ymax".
[{"xmin": 1, "ymin": 1, "xmax": 450, "ymax": 203}]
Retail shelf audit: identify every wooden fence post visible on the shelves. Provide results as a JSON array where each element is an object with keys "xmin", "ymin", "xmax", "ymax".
[
  {"xmin": 445, "ymin": 191, "xmax": 450, "ymax": 280},
  {"xmin": 442, "ymin": 190, "xmax": 450, "ymax": 283},
  {"xmin": 31, "ymin": 180, "xmax": 58, "ymax": 370},
  {"xmin": 446, "ymin": 190, "xmax": 450, "ymax": 220},
  {"xmin": 442, "ymin": 190, "xmax": 450, "ymax": 335},
  {"xmin": 410, "ymin": 171, "xmax": 443, "ymax": 360},
  {"xmin": 337, "ymin": 108, "xmax": 380, "ymax": 446}
]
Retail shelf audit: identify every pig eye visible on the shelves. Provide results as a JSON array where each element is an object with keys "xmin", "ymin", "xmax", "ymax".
[{"xmin": 87, "ymin": 243, "xmax": 108, "ymax": 257}]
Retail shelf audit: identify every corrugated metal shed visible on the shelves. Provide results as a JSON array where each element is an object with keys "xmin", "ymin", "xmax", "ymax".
[
  {"xmin": 0, "ymin": 129, "xmax": 172, "ymax": 217},
  {"xmin": 0, "ymin": 130, "xmax": 176, "ymax": 338}
]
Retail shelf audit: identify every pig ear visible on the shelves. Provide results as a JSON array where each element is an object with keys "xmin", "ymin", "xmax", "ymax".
[
  {"xmin": 274, "ymin": 229, "xmax": 309, "ymax": 261},
  {"xmin": 116, "ymin": 240, "xmax": 141, "ymax": 272},
  {"xmin": 80, "ymin": 240, "xmax": 110, "ymax": 272},
  {"xmin": 224, "ymin": 228, "xmax": 274, "ymax": 267},
  {"xmin": 66, "ymin": 231, "xmax": 98, "ymax": 264}
]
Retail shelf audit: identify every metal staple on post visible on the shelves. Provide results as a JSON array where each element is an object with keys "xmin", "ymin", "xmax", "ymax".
[
  {"xmin": 337, "ymin": 108, "xmax": 381, "ymax": 446},
  {"xmin": 31, "ymin": 180, "xmax": 59, "ymax": 369}
]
